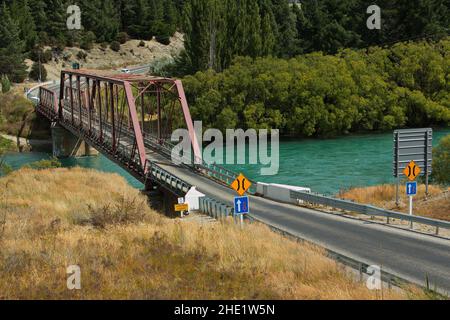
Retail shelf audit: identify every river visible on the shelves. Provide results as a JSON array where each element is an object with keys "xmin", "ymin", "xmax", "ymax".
[{"xmin": 2, "ymin": 129, "xmax": 449, "ymax": 195}]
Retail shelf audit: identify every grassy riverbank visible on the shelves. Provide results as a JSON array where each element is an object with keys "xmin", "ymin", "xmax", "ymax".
[
  {"xmin": 341, "ymin": 184, "xmax": 449, "ymax": 222},
  {"xmin": 0, "ymin": 167, "xmax": 427, "ymax": 300}
]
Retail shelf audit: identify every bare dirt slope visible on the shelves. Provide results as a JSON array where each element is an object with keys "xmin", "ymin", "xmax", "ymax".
[{"xmin": 24, "ymin": 32, "xmax": 184, "ymax": 81}]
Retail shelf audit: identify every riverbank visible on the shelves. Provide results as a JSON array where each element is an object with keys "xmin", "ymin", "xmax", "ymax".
[
  {"xmin": 0, "ymin": 167, "xmax": 426, "ymax": 300},
  {"xmin": 341, "ymin": 184, "xmax": 450, "ymax": 222},
  {"xmin": 0, "ymin": 133, "xmax": 51, "ymax": 153}
]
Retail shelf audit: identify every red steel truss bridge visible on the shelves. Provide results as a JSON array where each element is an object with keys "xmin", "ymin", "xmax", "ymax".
[{"xmin": 37, "ymin": 69, "xmax": 249, "ymax": 196}]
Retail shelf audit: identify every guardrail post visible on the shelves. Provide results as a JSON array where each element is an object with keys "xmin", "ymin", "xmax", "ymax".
[{"xmin": 220, "ymin": 204, "xmax": 227, "ymax": 219}]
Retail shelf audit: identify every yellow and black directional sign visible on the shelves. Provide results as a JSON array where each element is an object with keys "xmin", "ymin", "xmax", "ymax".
[
  {"xmin": 231, "ymin": 173, "xmax": 252, "ymax": 196},
  {"xmin": 174, "ymin": 203, "xmax": 189, "ymax": 212},
  {"xmin": 403, "ymin": 160, "xmax": 421, "ymax": 181}
]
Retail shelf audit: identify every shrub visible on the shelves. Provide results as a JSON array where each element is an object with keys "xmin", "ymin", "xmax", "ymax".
[
  {"xmin": 155, "ymin": 35, "xmax": 171, "ymax": 45},
  {"xmin": 62, "ymin": 52, "xmax": 72, "ymax": 61},
  {"xmin": 1, "ymin": 75, "xmax": 11, "ymax": 93},
  {"xmin": 76, "ymin": 50, "xmax": 88, "ymax": 61},
  {"xmin": 116, "ymin": 32, "xmax": 129, "ymax": 44},
  {"xmin": 432, "ymin": 135, "xmax": 450, "ymax": 184},
  {"xmin": 29, "ymin": 62, "xmax": 47, "ymax": 82},
  {"xmin": 43, "ymin": 50, "xmax": 53, "ymax": 63},
  {"xmin": 24, "ymin": 157, "xmax": 61, "ymax": 170},
  {"xmin": 80, "ymin": 31, "xmax": 96, "ymax": 50},
  {"xmin": 29, "ymin": 48, "xmax": 52, "ymax": 63},
  {"xmin": 75, "ymin": 196, "xmax": 147, "ymax": 229},
  {"xmin": 110, "ymin": 41, "xmax": 121, "ymax": 52},
  {"xmin": 0, "ymin": 161, "xmax": 13, "ymax": 176}
]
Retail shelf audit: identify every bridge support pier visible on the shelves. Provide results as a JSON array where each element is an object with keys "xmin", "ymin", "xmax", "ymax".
[{"xmin": 51, "ymin": 123, "xmax": 99, "ymax": 158}]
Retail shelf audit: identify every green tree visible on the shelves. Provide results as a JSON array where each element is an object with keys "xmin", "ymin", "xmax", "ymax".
[
  {"xmin": 0, "ymin": 3, "xmax": 27, "ymax": 82},
  {"xmin": 10, "ymin": 0, "xmax": 38, "ymax": 52},
  {"xmin": 29, "ymin": 61, "xmax": 47, "ymax": 81},
  {"xmin": 432, "ymin": 135, "xmax": 450, "ymax": 184},
  {"xmin": 1, "ymin": 75, "xmax": 11, "ymax": 93}
]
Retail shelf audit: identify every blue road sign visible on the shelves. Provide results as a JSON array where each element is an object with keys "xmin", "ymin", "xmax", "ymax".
[
  {"xmin": 234, "ymin": 196, "xmax": 250, "ymax": 215},
  {"xmin": 406, "ymin": 182, "xmax": 417, "ymax": 196}
]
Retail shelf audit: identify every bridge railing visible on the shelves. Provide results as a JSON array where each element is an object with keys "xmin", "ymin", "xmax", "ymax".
[
  {"xmin": 145, "ymin": 160, "xmax": 191, "ymax": 195},
  {"xmin": 290, "ymin": 190, "xmax": 450, "ymax": 235},
  {"xmin": 142, "ymin": 136, "xmax": 257, "ymax": 194},
  {"xmin": 37, "ymin": 87, "xmax": 58, "ymax": 119},
  {"xmin": 145, "ymin": 159, "xmax": 234, "ymax": 218}
]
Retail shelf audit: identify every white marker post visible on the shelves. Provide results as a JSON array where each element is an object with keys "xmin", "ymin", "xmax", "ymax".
[
  {"xmin": 406, "ymin": 182, "xmax": 417, "ymax": 229},
  {"xmin": 409, "ymin": 195, "xmax": 413, "ymax": 229}
]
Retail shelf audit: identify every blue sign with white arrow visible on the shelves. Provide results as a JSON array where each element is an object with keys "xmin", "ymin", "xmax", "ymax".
[
  {"xmin": 234, "ymin": 196, "xmax": 250, "ymax": 215},
  {"xmin": 406, "ymin": 182, "xmax": 417, "ymax": 196}
]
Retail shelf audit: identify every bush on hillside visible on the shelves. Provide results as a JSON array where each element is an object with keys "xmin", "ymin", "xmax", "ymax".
[
  {"xmin": 0, "ymin": 92, "xmax": 36, "ymax": 138},
  {"xmin": 76, "ymin": 50, "xmax": 88, "ymax": 61},
  {"xmin": 110, "ymin": 41, "xmax": 121, "ymax": 52},
  {"xmin": 1, "ymin": 75, "xmax": 11, "ymax": 93},
  {"xmin": 117, "ymin": 32, "xmax": 129, "ymax": 44},
  {"xmin": 80, "ymin": 31, "xmax": 97, "ymax": 50}
]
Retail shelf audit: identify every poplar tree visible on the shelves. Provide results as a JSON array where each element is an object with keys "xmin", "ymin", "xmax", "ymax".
[{"xmin": 0, "ymin": 3, "xmax": 27, "ymax": 82}]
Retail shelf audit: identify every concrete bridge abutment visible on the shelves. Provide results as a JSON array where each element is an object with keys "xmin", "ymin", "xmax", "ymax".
[{"xmin": 51, "ymin": 122, "xmax": 99, "ymax": 158}]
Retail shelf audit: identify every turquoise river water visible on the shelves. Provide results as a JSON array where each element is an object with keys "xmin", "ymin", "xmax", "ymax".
[{"xmin": 3, "ymin": 129, "xmax": 449, "ymax": 195}]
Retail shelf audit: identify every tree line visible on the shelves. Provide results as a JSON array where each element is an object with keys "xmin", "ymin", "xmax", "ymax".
[
  {"xmin": 182, "ymin": 38, "xmax": 450, "ymax": 137},
  {"xmin": 1, "ymin": 0, "xmax": 449, "ymax": 82},
  {"xmin": 178, "ymin": 0, "xmax": 449, "ymax": 73}
]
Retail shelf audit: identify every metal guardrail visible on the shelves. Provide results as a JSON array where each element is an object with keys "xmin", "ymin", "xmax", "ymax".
[
  {"xmin": 199, "ymin": 196, "xmax": 234, "ymax": 219},
  {"xmin": 145, "ymin": 159, "xmax": 234, "ymax": 219},
  {"xmin": 146, "ymin": 161, "xmax": 191, "ymax": 195},
  {"xmin": 244, "ymin": 213, "xmax": 410, "ymax": 292},
  {"xmin": 290, "ymin": 190, "xmax": 450, "ymax": 235}
]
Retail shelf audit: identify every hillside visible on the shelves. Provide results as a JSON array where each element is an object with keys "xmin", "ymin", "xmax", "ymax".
[
  {"xmin": 0, "ymin": 167, "xmax": 425, "ymax": 299},
  {"xmin": 24, "ymin": 32, "xmax": 184, "ymax": 81}
]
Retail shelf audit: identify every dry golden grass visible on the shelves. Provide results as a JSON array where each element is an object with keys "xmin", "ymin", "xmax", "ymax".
[
  {"xmin": 340, "ymin": 184, "xmax": 450, "ymax": 221},
  {"xmin": 0, "ymin": 168, "xmax": 426, "ymax": 300}
]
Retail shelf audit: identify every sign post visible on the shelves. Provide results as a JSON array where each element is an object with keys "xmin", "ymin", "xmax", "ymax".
[
  {"xmin": 234, "ymin": 196, "xmax": 250, "ymax": 228},
  {"xmin": 393, "ymin": 128, "xmax": 432, "ymax": 206},
  {"xmin": 174, "ymin": 197, "xmax": 189, "ymax": 218},
  {"xmin": 406, "ymin": 181, "xmax": 417, "ymax": 229},
  {"xmin": 231, "ymin": 173, "xmax": 252, "ymax": 227}
]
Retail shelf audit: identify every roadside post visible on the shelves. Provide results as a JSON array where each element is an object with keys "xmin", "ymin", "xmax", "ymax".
[
  {"xmin": 231, "ymin": 173, "xmax": 252, "ymax": 227},
  {"xmin": 406, "ymin": 181, "xmax": 417, "ymax": 229},
  {"xmin": 393, "ymin": 128, "xmax": 432, "ymax": 206},
  {"xmin": 175, "ymin": 197, "xmax": 188, "ymax": 218}
]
